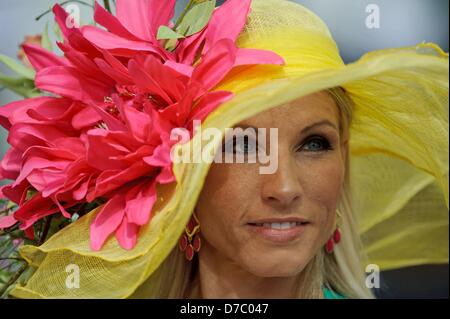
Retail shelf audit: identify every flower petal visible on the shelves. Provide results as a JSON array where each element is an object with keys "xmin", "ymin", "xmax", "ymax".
[
  {"xmin": 128, "ymin": 59, "xmax": 173, "ymax": 105},
  {"xmin": 191, "ymin": 38, "xmax": 237, "ymax": 93},
  {"xmin": 82, "ymin": 25, "xmax": 163, "ymax": 56},
  {"xmin": 93, "ymin": 1, "xmax": 137, "ymax": 40},
  {"xmin": 164, "ymin": 60, "xmax": 194, "ymax": 77},
  {"xmin": 113, "ymin": 97, "xmax": 151, "ymax": 143},
  {"xmin": 176, "ymin": 28, "xmax": 207, "ymax": 65},
  {"xmin": 115, "ymin": 0, "xmax": 175, "ymax": 42},
  {"xmin": 22, "ymin": 44, "xmax": 69, "ymax": 72},
  {"xmin": 72, "ymin": 174, "xmax": 93, "ymax": 200},
  {"xmin": 94, "ymin": 58, "xmax": 133, "ymax": 85},
  {"xmin": 50, "ymin": 194, "xmax": 72, "ymax": 219},
  {"xmin": 235, "ymin": 48, "xmax": 285, "ymax": 66},
  {"xmin": 35, "ymin": 66, "xmax": 112, "ymax": 102},
  {"xmin": 1, "ymin": 180, "xmax": 29, "ymax": 205},
  {"xmin": 86, "ymin": 129, "xmax": 133, "ymax": 171},
  {"xmin": 0, "ymin": 97, "xmax": 62, "ymax": 130},
  {"xmin": 8, "ymin": 123, "xmax": 70, "ymax": 152},
  {"xmin": 124, "ymin": 180, "xmax": 157, "ymax": 226},
  {"xmin": 52, "ymin": 4, "xmax": 71, "ymax": 41},
  {"xmin": 0, "ymin": 147, "xmax": 22, "ymax": 180},
  {"xmin": 14, "ymin": 193, "xmax": 59, "ymax": 229},
  {"xmin": 25, "ymin": 99, "xmax": 77, "ymax": 124},
  {"xmin": 156, "ymin": 166, "xmax": 175, "ymax": 184},
  {"xmin": 90, "ymin": 194, "xmax": 125, "ymax": 251},
  {"xmin": 88, "ymin": 161, "xmax": 154, "ymax": 200},
  {"xmin": 139, "ymin": 56, "xmax": 189, "ymax": 102},
  {"xmin": 187, "ymin": 91, "xmax": 234, "ymax": 126},
  {"xmin": 204, "ymin": 0, "xmax": 251, "ymax": 52},
  {"xmin": 13, "ymin": 155, "xmax": 69, "ymax": 188},
  {"xmin": 71, "ymin": 105, "xmax": 103, "ymax": 130},
  {"xmin": 115, "ymin": 214, "xmax": 139, "ymax": 250},
  {"xmin": 0, "ymin": 215, "xmax": 18, "ymax": 229},
  {"xmin": 57, "ymin": 42, "xmax": 111, "ymax": 80},
  {"xmin": 146, "ymin": 0, "xmax": 176, "ymax": 40},
  {"xmin": 115, "ymin": 0, "xmax": 153, "ymax": 41},
  {"xmin": 143, "ymin": 143, "xmax": 172, "ymax": 167}
]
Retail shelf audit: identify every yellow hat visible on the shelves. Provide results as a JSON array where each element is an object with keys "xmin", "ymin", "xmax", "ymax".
[{"xmin": 10, "ymin": 0, "xmax": 448, "ymax": 298}]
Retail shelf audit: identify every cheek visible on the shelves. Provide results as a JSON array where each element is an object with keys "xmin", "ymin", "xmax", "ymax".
[
  {"xmin": 195, "ymin": 162, "xmax": 259, "ymax": 254},
  {"xmin": 299, "ymin": 154, "xmax": 345, "ymax": 232}
]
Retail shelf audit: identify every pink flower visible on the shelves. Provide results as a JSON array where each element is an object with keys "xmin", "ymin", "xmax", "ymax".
[
  {"xmin": 17, "ymin": 34, "xmax": 43, "ymax": 68},
  {"xmin": 82, "ymin": 0, "xmax": 283, "ymax": 70},
  {"xmin": 0, "ymin": 0, "xmax": 284, "ymax": 250}
]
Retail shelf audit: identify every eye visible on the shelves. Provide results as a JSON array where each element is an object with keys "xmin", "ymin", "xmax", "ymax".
[
  {"xmin": 300, "ymin": 136, "xmax": 332, "ymax": 152},
  {"xmin": 223, "ymin": 135, "xmax": 257, "ymax": 154}
]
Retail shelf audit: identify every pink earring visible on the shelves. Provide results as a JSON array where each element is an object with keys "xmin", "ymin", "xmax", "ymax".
[
  {"xmin": 179, "ymin": 212, "xmax": 201, "ymax": 261},
  {"xmin": 325, "ymin": 210, "xmax": 342, "ymax": 253},
  {"xmin": 325, "ymin": 227, "xmax": 341, "ymax": 253}
]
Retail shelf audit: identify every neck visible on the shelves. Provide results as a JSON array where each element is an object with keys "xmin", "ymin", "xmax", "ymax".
[{"xmin": 193, "ymin": 243, "xmax": 301, "ymax": 299}]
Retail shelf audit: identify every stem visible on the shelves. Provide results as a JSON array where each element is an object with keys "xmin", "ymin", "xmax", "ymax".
[
  {"xmin": 0, "ymin": 262, "xmax": 27, "ymax": 297},
  {"xmin": 103, "ymin": 0, "xmax": 111, "ymax": 13},
  {"xmin": 38, "ymin": 216, "xmax": 53, "ymax": 246},
  {"xmin": 0, "ymin": 223, "xmax": 20, "ymax": 235},
  {"xmin": 0, "ymin": 217, "xmax": 52, "ymax": 297},
  {"xmin": 0, "ymin": 258, "xmax": 24, "ymax": 262},
  {"xmin": 174, "ymin": 0, "xmax": 196, "ymax": 29}
]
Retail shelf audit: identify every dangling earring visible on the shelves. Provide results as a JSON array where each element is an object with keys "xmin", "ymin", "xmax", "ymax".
[
  {"xmin": 179, "ymin": 212, "xmax": 202, "ymax": 261},
  {"xmin": 325, "ymin": 210, "xmax": 342, "ymax": 254}
]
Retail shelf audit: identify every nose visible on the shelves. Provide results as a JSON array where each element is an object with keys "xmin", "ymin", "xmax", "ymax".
[{"xmin": 261, "ymin": 153, "xmax": 302, "ymax": 209}]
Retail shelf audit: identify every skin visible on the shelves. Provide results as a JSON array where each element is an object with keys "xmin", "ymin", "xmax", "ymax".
[{"xmin": 193, "ymin": 91, "xmax": 349, "ymax": 298}]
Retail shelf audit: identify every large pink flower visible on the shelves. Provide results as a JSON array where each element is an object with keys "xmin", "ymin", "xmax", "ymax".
[
  {"xmin": 0, "ymin": 0, "xmax": 284, "ymax": 250},
  {"xmin": 83, "ymin": 0, "xmax": 283, "ymax": 73}
]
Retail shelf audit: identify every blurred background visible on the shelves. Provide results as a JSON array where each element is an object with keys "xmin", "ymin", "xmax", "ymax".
[{"xmin": 0, "ymin": 0, "xmax": 448, "ymax": 298}]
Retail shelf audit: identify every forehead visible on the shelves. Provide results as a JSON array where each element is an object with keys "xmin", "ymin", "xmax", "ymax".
[{"xmin": 240, "ymin": 91, "xmax": 339, "ymax": 128}]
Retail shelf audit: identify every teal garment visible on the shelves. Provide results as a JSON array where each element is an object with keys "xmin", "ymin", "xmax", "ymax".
[{"xmin": 322, "ymin": 287, "xmax": 346, "ymax": 299}]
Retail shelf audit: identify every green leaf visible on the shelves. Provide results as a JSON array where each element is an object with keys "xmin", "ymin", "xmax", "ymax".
[
  {"xmin": 176, "ymin": 0, "xmax": 216, "ymax": 37},
  {"xmin": 53, "ymin": 22, "xmax": 63, "ymax": 42},
  {"xmin": 0, "ymin": 54, "xmax": 35, "ymax": 80},
  {"xmin": 6, "ymin": 201, "xmax": 16, "ymax": 210},
  {"xmin": 41, "ymin": 23, "xmax": 53, "ymax": 52},
  {"xmin": 164, "ymin": 38, "xmax": 179, "ymax": 52},
  {"xmin": 0, "ymin": 73, "xmax": 40, "ymax": 98},
  {"xmin": 157, "ymin": 25, "xmax": 185, "ymax": 40}
]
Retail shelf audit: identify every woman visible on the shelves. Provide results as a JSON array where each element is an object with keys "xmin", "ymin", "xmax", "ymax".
[
  {"xmin": 1, "ymin": 0, "xmax": 447, "ymax": 299},
  {"xmin": 141, "ymin": 88, "xmax": 366, "ymax": 298}
]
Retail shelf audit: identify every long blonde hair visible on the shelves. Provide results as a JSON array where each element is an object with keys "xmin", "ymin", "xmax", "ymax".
[{"xmin": 132, "ymin": 87, "xmax": 375, "ymax": 299}]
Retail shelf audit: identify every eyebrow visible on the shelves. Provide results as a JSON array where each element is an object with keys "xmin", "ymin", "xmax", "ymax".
[
  {"xmin": 300, "ymin": 120, "xmax": 338, "ymax": 134},
  {"xmin": 234, "ymin": 120, "xmax": 338, "ymax": 133}
]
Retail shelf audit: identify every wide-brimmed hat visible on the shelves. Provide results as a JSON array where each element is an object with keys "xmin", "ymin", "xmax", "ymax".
[{"xmin": 4, "ymin": 0, "xmax": 448, "ymax": 298}]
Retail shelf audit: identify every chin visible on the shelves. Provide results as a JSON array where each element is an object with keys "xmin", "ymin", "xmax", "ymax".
[{"xmin": 241, "ymin": 253, "xmax": 311, "ymax": 278}]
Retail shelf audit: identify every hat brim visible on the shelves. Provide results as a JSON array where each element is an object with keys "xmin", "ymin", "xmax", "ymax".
[{"xmin": 12, "ymin": 44, "xmax": 449, "ymax": 298}]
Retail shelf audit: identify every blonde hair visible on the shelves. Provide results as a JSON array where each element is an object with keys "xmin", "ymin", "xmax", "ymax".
[{"xmin": 133, "ymin": 87, "xmax": 375, "ymax": 299}]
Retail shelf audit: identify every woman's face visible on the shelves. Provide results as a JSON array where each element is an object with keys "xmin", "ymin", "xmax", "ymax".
[{"xmin": 195, "ymin": 91, "xmax": 348, "ymax": 277}]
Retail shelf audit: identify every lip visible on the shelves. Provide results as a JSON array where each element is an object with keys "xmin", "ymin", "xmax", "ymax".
[
  {"xmin": 245, "ymin": 218, "xmax": 310, "ymax": 244},
  {"xmin": 247, "ymin": 217, "xmax": 309, "ymax": 224}
]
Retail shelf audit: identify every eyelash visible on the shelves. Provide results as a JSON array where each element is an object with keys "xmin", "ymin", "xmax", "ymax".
[
  {"xmin": 223, "ymin": 136, "xmax": 256, "ymax": 154},
  {"xmin": 222, "ymin": 135, "xmax": 333, "ymax": 154},
  {"xmin": 298, "ymin": 135, "xmax": 333, "ymax": 152}
]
